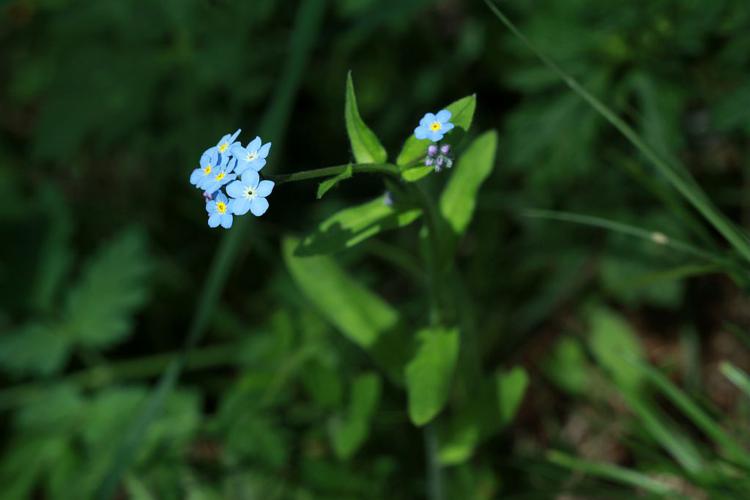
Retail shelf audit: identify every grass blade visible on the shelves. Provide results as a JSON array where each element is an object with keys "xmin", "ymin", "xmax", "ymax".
[
  {"xmin": 523, "ymin": 209, "xmax": 732, "ymax": 267},
  {"xmin": 634, "ymin": 361, "xmax": 750, "ymax": 469},
  {"xmin": 94, "ymin": 1, "xmax": 327, "ymax": 497},
  {"xmin": 547, "ymin": 450, "xmax": 679, "ymax": 496},
  {"xmin": 720, "ymin": 362, "xmax": 750, "ymax": 401},
  {"xmin": 483, "ymin": 0, "xmax": 750, "ymax": 264}
]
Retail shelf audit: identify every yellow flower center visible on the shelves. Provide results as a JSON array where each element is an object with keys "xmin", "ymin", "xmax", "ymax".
[
  {"xmin": 218, "ymin": 142, "xmax": 229, "ymax": 153},
  {"xmin": 215, "ymin": 172, "xmax": 225, "ymax": 181},
  {"xmin": 430, "ymin": 121, "xmax": 442, "ymax": 132},
  {"xmin": 216, "ymin": 201, "xmax": 227, "ymax": 214},
  {"xmin": 203, "ymin": 164, "xmax": 212, "ymax": 175}
]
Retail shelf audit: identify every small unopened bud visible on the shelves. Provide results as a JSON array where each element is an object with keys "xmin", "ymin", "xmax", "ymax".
[
  {"xmin": 425, "ymin": 157, "xmax": 434, "ymax": 166},
  {"xmin": 440, "ymin": 144, "xmax": 451, "ymax": 154},
  {"xmin": 427, "ymin": 144, "xmax": 438, "ymax": 156}
]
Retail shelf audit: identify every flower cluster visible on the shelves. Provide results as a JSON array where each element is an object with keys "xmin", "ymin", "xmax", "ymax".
[
  {"xmin": 414, "ymin": 109, "xmax": 455, "ymax": 171},
  {"xmin": 425, "ymin": 144, "xmax": 453, "ymax": 172},
  {"xmin": 190, "ymin": 130, "xmax": 274, "ymax": 229}
]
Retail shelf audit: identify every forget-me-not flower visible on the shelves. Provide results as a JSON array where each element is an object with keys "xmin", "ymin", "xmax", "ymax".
[
  {"xmin": 414, "ymin": 110, "xmax": 454, "ymax": 142},
  {"xmin": 190, "ymin": 148, "xmax": 220, "ymax": 189},
  {"xmin": 231, "ymin": 136, "xmax": 272, "ymax": 175},
  {"xmin": 201, "ymin": 156, "xmax": 237, "ymax": 194},
  {"xmin": 206, "ymin": 192, "xmax": 233, "ymax": 229},
  {"xmin": 211, "ymin": 129, "xmax": 242, "ymax": 156},
  {"xmin": 226, "ymin": 170, "xmax": 274, "ymax": 217}
]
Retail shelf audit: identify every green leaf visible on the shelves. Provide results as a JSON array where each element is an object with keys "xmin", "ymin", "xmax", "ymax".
[
  {"xmin": 496, "ymin": 366, "xmax": 528, "ymax": 427},
  {"xmin": 295, "ymin": 197, "xmax": 421, "ymax": 256},
  {"xmin": 345, "ymin": 72, "xmax": 387, "ymax": 164},
  {"xmin": 406, "ymin": 327, "xmax": 459, "ymax": 426},
  {"xmin": 330, "ymin": 372, "xmax": 382, "ymax": 459},
  {"xmin": 439, "ymin": 130, "xmax": 498, "ymax": 236},
  {"xmin": 0, "ymin": 323, "xmax": 70, "ymax": 376},
  {"xmin": 283, "ymin": 237, "xmax": 399, "ymax": 348},
  {"xmin": 401, "ymin": 166, "xmax": 434, "ymax": 183},
  {"xmin": 396, "ymin": 94, "xmax": 477, "ymax": 167},
  {"xmin": 542, "ymin": 337, "xmax": 590, "ymax": 395},
  {"xmin": 317, "ymin": 164, "xmax": 353, "ymax": 199},
  {"xmin": 587, "ymin": 307, "xmax": 644, "ymax": 391},
  {"xmin": 63, "ymin": 229, "xmax": 150, "ymax": 349}
]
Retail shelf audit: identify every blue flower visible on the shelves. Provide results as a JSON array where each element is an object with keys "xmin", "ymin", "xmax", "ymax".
[
  {"xmin": 231, "ymin": 136, "xmax": 272, "ymax": 175},
  {"xmin": 201, "ymin": 155, "xmax": 237, "ymax": 194},
  {"xmin": 226, "ymin": 170, "xmax": 274, "ymax": 217},
  {"xmin": 212, "ymin": 129, "xmax": 242, "ymax": 157},
  {"xmin": 206, "ymin": 192, "xmax": 233, "ymax": 229},
  {"xmin": 190, "ymin": 148, "xmax": 221, "ymax": 189},
  {"xmin": 414, "ymin": 109, "xmax": 454, "ymax": 142}
]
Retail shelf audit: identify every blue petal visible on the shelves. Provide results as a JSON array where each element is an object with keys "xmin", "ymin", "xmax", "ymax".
[
  {"xmin": 247, "ymin": 136, "xmax": 262, "ymax": 152},
  {"xmin": 229, "ymin": 198, "xmax": 251, "ymax": 215},
  {"xmin": 234, "ymin": 162, "xmax": 249, "ymax": 176},
  {"xmin": 250, "ymin": 158, "xmax": 267, "ymax": 171},
  {"xmin": 442, "ymin": 122, "xmax": 455, "ymax": 133},
  {"xmin": 229, "ymin": 129, "xmax": 242, "ymax": 143},
  {"xmin": 206, "ymin": 200, "xmax": 216, "ymax": 213},
  {"xmin": 256, "ymin": 180, "xmax": 274, "ymax": 197},
  {"xmin": 428, "ymin": 130, "xmax": 444, "ymax": 142},
  {"xmin": 220, "ymin": 213, "xmax": 233, "ymax": 228},
  {"xmin": 420, "ymin": 113, "xmax": 436, "ymax": 126},
  {"xmin": 241, "ymin": 170, "xmax": 260, "ymax": 187},
  {"xmin": 415, "ymin": 126, "xmax": 429, "ymax": 140},
  {"xmin": 225, "ymin": 158, "xmax": 238, "ymax": 173},
  {"xmin": 230, "ymin": 144, "xmax": 247, "ymax": 158},
  {"xmin": 215, "ymin": 192, "xmax": 228, "ymax": 204},
  {"xmin": 208, "ymin": 213, "xmax": 221, "ymax": 228},
  {"xmin": 258, "ymin": 142, "xmax": 272, "ymax": 158},
  {"xmin": 250, "ymin": 197, "xmax": 269, "ymax": 216},
  {"xmin": 226, "ymin": 180, "xmax": 245, "ymax": 198},
  {"xmin": 190, "ymin": 169, "xmax": 203, "ymax": 186},
  {"xmin": 436, "ymin": 109, "xmax": 451, "ymax": 123}
]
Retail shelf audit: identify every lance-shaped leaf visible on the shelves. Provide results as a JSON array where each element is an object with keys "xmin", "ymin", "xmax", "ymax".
[
  {"xmin": 345, "ymin": 72, "xmax": 387, "ymax": 164},
  {"xmin": 283, "ymin": 238, "xmax": 398, "ymax": 348},
  {"xmin": 329, "ymin": 372, "xmax": 382, "ymax": 459},
  {"xmin": 496, "ymin": 366, "xmax": 528, "ymax": 426},
  {"xmin": 439, "ymin": 130, "xmax": 498, "ymax": 237},
  {"xmin": 317, "ymin": 164, "xmax": 353, "ymax": 199},
  {"xmin": 295, "ymin": 197, "xmax": 421, "ymax": 256},
  {"xmin": 406, "ymin": 327, "xmax": 459, "ymax": 426}
]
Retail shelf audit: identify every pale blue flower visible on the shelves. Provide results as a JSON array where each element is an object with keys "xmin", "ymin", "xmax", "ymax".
[
  {"xmin": 226, "ymin": 170, "xmax": 274, "ymax": 217},
  {"xmin": 230, "ymin": 136, "xmax": 272, "ymax": 175},
  {"xmin": 190, "ymin": 148, "xmax": 220, "ymax": 189},
  {"xmin": 210, "ymin": 129, "xmax": 242, "ymax": 157},
  {"xmin": 201, "ymin": 156, "xmax": 237, "ymax": 194},
  {"xmin": 414, "ymin": 110, "xmax": 454, "ymax": 142},
  {"xmin": 206, "ymin": 192, "xmax": 233, "ymax": 229}
]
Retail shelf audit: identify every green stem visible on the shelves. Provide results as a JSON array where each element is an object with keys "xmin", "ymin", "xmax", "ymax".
[
  {"xmin": 269, "ymin": 162, "xmax": 400, "ymax": 184},
  {"xmin": 424, "ymin": 423, "xmax": 445, "ymax": 500},
  {"xmin": 0, "ymin": 343, "xmax": 244, "ymax": 411}
]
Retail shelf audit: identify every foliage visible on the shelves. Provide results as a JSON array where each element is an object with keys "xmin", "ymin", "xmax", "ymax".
[{"xmin": 2, "ymin": 0, "xmax": 750, "ymax": 498}]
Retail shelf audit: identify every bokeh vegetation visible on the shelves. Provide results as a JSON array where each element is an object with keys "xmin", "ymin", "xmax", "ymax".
[{"xmin": 2, "ymin": 0, "xmax": 750, "ymax": 498}]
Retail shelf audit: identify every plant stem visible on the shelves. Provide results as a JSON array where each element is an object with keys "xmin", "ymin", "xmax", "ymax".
[
  {"xmin": 424, "ymin": 423, "xmax": 445, "ymax": 500},
  {"xmin": 409, "ymin": 181, "xmax": 447, "ymax": 500},
  {"xmin": 0, "ymin": 343, "xmax": 244, "ymax": 411},
  {"xmin": 268, "ymin": 162, "xmax": 400, "ymax": 184}
]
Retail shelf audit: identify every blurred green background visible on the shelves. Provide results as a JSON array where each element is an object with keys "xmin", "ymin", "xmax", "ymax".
[{"xmin": 2, "ymin": 0, "xmax": 750, "ymax": 498}]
